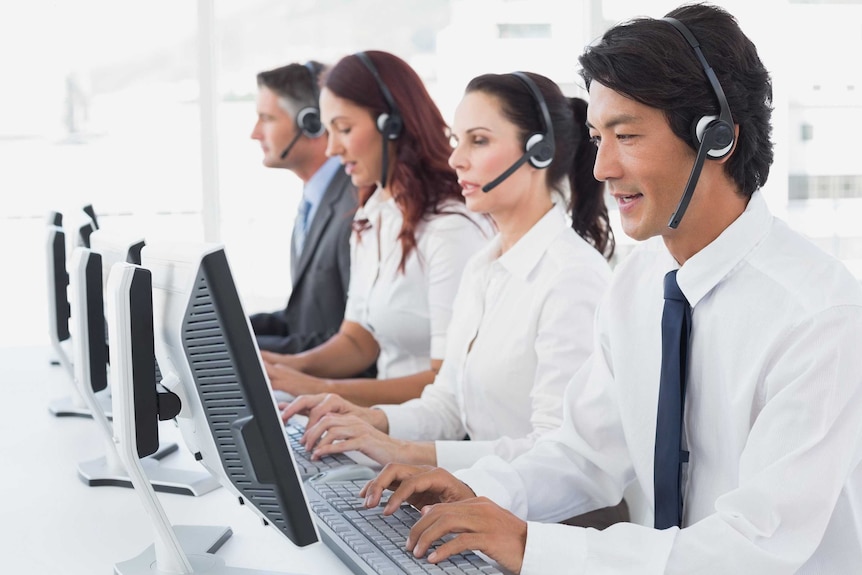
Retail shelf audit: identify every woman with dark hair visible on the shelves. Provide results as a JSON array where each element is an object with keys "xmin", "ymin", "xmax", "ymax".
[
  {"xmin": 262, "ymin": 51, "xmax": 490, "ymax": 407},
  {"xmin": 282, "ymin": 71, "xmax": 619, "ymax": 521}
]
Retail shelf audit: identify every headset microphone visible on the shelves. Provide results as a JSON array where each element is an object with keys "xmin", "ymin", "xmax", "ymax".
[
  {"xmin": 662, "ymin": 17, "xmax": 735, "ymax": 229},
  {"xmin": 667, "ymin": 126, "xmax": 721, "ymax": 229},
  {"xmin": 279, "ymin": 130, "xmax": 303, "ymax": 160},
  {"xmin": 280, "ymin": 61, "xmax": 325, "ymax": 162},
  {"xmin": 481, "ymin": 143, "xmax": 534, "ymax": 193},
  {"xmin": 482, "ymin": 72, "xmax": 554, "ymax": 193}
]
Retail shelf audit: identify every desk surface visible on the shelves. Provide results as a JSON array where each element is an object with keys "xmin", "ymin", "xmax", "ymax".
[{"xmin": 0, "ymin": 345, "xmax": 355, "ymax": 575}]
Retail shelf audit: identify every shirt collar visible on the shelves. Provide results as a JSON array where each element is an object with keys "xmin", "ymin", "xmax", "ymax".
[
  {"xmin": 302, "ymin": 156, "xmax": 342, "ymax": 206},
  {"xmin": 354, "ymin": 186, "xmax": 400, "ymax": 222},
  {"xmin": 494, "ymin": 203, "xmax": 570, "ymax": 281},
  {"xmin": 677, "ymin": 190, "xmax": 773, "ymax": 307}
]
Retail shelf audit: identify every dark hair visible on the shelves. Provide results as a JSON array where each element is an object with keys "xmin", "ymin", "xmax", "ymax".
[
  {"xmin": 324, "ymin": 50, "xmax": 464, "ymax": 271},
  {"xmin": 465, "ymin": 73, "xmax": 614, "ymax": 259},
  {"xmin": 578, "ymin": 2, "xmax": 773, "ymax": 197},
  {"xmin": 256, "ymin": 61, "xmax": 324, "ymax": 114}
]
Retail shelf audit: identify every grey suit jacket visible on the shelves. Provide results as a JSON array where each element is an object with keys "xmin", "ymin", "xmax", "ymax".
[{"xmin": 251, "ymin": 167, "xmax": 356, "ymax": 354}]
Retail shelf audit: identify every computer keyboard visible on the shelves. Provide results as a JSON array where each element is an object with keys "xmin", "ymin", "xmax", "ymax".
[
  {"xmin": 285, "ymin": 421, "xmax": 356, "ymax": 479},
  {"xmin": 307, "ymin": 479, "xmax": 504, "ymax": 575}
]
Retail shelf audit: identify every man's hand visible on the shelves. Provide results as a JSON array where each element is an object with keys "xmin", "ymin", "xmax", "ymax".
[{"xmin": 408, "ymin": 497, "xmax": 526, "ymax": 574}]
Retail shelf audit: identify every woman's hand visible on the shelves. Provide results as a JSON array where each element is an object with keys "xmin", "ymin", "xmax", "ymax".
[
  {"xmin": 260, "ymin": 350, "xmax": 304, "ymax": 370},
  {"xmin": 264, "ymin": 362, "xmax": 331, "ymax": 396},
  {"xmin": 280, "ymin": 392, "xmax": 388, "ymax": 431},
  {"xmin": 302, "ymin": 413, "xmax": 435, "ymax": 466}
]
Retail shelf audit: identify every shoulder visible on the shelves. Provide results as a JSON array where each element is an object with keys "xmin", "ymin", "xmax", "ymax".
[
  {"xmin": 420, "ymin": 201, "xmax": 492, "ymax": 240},
  {"xmin": 746, "ymin": 219, "xmax": 862, "ymax": 314},
  {"xmin": 327, "ymin": 171, "xmax": 359, "ymax": 211},
  {"xmin": 543, "ymin": 228, "xmax": 613, "ymax": 281}
]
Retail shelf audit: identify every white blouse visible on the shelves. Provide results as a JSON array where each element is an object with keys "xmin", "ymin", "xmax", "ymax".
[
  {"xmin": 457, "ymin": 191, "xmax": 862, "ymax": 574},
  {"xmin": 378, "ymin": 204, "xmax": 612, "ymax": 471},
  {"xmin": 344, "ymin": 188, "xmax": 491, "ymax": 379}
]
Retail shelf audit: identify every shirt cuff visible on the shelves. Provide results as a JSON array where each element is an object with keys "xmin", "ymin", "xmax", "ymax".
[
  {"xmin": 454, "ymin": 463, "xmax": 518, "ymax": 515},
  {"xmin": 435, "ymin": 440, "xmax": 494, "ymax": 472},
  {"xmin": 375, "ymin": 404, "xmax": 421, "ymax": 440},
  {"xmin": 429, "ymin": 334, "xmax": 447, "ymax": 360},
  {"xmin": 520, "ymin": 522, "xmax": 587, "ymax": 575}
]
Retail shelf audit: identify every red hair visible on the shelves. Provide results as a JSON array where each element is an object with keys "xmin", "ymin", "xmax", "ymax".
[{"xmin": 324, "ymin": 51, "xmax": 465, "ymax": 272}]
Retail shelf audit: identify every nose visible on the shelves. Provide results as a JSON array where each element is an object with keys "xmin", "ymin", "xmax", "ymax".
[
  {"xmin": 592, "ymin": 139, "xmax": 620, "ymax": 183},
  {"xmin": 325, "ymin": 132, "xmax": 341, "ymax": 158},
  {"xmin": 250, "ymin": 121, "xmax": 262, "ymax": 141},
  {"xmin": 448, "ymin": 141, "xmax": 467, "ymax": 171}
]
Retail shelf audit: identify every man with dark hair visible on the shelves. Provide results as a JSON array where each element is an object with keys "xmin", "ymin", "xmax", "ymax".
[
  {"xmin": 358, "ymin": 4, "xmax": 862, "ymax": 573},
  {"xmin": 250, "ymin": 62, "xmax": 358, "ymax": 356}
]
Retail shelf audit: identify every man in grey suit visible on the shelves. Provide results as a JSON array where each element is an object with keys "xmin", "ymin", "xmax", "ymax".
[{"xmin": 249, "ymin": 61, "xmax": 357, "ymax": 355}]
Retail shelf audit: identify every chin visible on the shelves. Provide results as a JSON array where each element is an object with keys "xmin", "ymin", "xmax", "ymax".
[{"xmin": 464, "ymin": 196, "xmax": 488, "ymax": 214}]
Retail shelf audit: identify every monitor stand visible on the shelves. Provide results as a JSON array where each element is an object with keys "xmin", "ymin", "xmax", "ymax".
[
  {"xmin": 46, "ymin": 340, "xmax": 114, "ymax": 419},
  {"xmin": 75, "ymin": 375, "xmax": 219, "ymax": 497},
  {"xmin": 112, "ymin": 365, "xmax": 304, "ymax": 574},
  {"xmin": 77, "ymin": 435, "xmax": 219, "ymax": 496}
]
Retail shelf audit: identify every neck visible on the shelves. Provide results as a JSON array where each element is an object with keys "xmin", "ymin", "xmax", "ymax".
[
  {"xmin": 292, "ymin": 154, "xmax": 328, "ymax": 184},
  {"xmin": 494, "ymin": 188, "xmax": 554, "ymax": 255},
  {"xmin": 663, "ymin": 174, "xmax": 749, "ymax": 265}
]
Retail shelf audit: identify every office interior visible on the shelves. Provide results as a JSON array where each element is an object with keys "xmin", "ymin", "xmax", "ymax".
[{"xmin": 2, "ymin": 1, "xmax": 860, "ymax": 574}]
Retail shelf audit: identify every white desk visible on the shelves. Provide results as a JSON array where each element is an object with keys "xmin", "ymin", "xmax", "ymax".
[{"xmin": 0, "ymin": 345, "xmax": 355, "ymax": 575}]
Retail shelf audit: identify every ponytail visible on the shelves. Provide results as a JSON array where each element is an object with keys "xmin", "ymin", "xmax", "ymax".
[{"xmin": 567, "ymin": 97, "xmax": 614, "ymax": 259}]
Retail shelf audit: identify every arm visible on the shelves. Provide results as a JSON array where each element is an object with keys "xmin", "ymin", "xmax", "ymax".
[
  {"xmin": 266, "ymin": 357, "xmax": 441, "ymax": 407},
  {"xmin": 262, "ymin": 320, "xmax": 379, "ymax": 379},
  {"xmin": 458, "ymin": 306, "xmax": 862, "ymax": 574}
]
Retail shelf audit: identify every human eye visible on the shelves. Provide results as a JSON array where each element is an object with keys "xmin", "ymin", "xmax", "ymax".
[
  {"xmin": 471, "ymin": 135, "xmax": 488, "ymax": 146},
  {"xmin": 589, "ymin": 134, "xmax": 601, "ymax": 147}
]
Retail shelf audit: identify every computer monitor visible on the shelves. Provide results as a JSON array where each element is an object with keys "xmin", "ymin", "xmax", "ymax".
[
  {"xmin": 70, "ymin": 246, "xmax": 219, "ymax": 496},
  {"xmin": 45, "ymin": 211, "xmax": 89, "ymax": 417},
  {"xmin": 90, "ymin": 228, "xmax": 146, "ymax": 290},
  {"xmin": 45, "ymin": 207, "xmax": 113, "ymax": 418},
  {"xmin": 77, "ymin": 203, "xmax": 100, "ymax": 248},
  {"xmin": 108, "ymin": 244, "xmax": 318, "ymax": 574}
]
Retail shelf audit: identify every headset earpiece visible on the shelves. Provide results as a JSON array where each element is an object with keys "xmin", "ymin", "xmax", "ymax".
[
  {"xmin": 296, "ymin": 106, "xmax": 324, "ymax": 139},
  {"xmin": 376, "ymin": 112, "xmax": 402, "ymax": 141},
  {"xmin": 693, "ymin": 115, "xmax": 733, "ymax": 159},
  {"xmin": 525, "ymin": 133, "xmax": 554, "ymax": 168}
]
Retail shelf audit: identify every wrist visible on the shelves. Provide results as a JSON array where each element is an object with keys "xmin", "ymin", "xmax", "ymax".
[
  {"xmin": 402, "ymin": 441, "xmax": 436, "ymax": 466},
  {"xmin": 368, "ymin": 407, "xmax": 389, "ymax": 433}
]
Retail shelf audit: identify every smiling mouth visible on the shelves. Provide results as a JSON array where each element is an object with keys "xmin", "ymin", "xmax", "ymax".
[{"xmin": 616, "ymin": 193, "xmax": 642, "ymax": 204}]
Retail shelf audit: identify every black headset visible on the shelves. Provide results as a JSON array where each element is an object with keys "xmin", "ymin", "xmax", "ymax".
[
  {"xmin": 296, "ymin": 61, "xmax": 325, "ymax": 138},
  {"xmin": 482, "ymin": 71, "xmax": 555, "ymax": 193},
  {"xmin": 662, "ymin": 17, "xmax": 735, "ymax": 228},
  {"xmin": 280, "ymin": 61, "xmax": 325, "ymax": 160},
  {"xmin": 355, "ymin": 52, "xmax": 403, "ymax": 188}
]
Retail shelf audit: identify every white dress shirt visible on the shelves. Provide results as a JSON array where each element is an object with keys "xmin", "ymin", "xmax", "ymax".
[
  {"xmin": 457, "ymin": 191, "xmax": 862, "ymax": 574},
  {"xmin": 378, "ymin": 204, "xmax": 611, "ymax": 471},
  {"xmin": 344, "ymin": 188, "xmax": 491, "ymax": 379}
]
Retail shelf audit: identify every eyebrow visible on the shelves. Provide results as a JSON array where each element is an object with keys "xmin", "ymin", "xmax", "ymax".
[{"xmin": 586, "ymin": 113, "xmax": 641, "ymax": 131}]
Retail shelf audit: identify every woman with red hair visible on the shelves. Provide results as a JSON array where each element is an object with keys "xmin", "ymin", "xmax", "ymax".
[{"xmin": 262, "ymin": 50, "xmax": 490, "ymax": 407}]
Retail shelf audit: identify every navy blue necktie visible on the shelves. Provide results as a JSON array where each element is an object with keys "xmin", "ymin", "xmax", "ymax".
[{"xmin": 654, "ymin": 270, "xmax": 692, "ymax": 529}]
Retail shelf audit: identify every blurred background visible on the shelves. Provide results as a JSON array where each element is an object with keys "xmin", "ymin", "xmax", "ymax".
[{"xmin": 2, "ymin": 0, "xmax": 860, "ymax": 347}]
